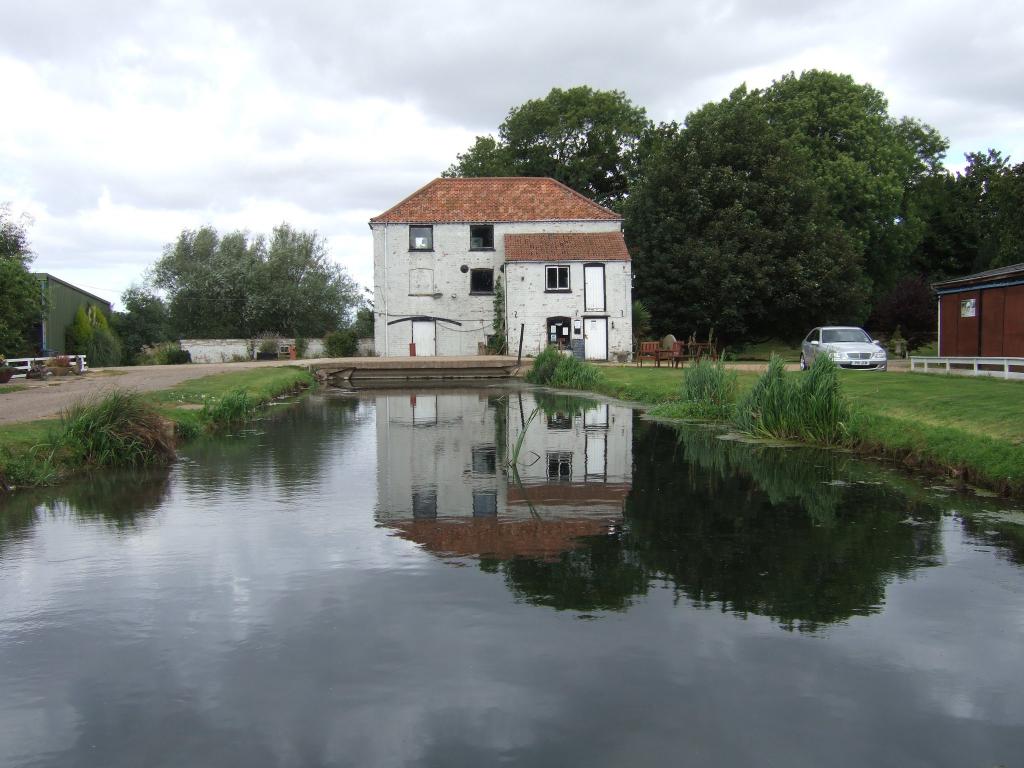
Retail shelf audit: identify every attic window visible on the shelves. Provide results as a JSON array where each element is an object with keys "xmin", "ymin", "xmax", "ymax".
[
  {"xmin": 470, "ymin": 268, "xmax": 494, "ymax": 294},
  {"xmin": 470, "ymin": 224, "xmax": 494, "ymax": 250},
  {"xmin": 409, "ymin": 225, "xmax": 433, "ymax": 251}
]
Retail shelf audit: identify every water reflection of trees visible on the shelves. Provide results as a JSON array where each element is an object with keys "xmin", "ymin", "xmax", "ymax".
[
  {"xmin": 177, "ymin": 396, "xmax": 366, "ymax": 493},
  {"xmin": 0, "ymin": 468, "xmax": 172, "ymax": 553},
  {"xmin": 496, "ymin": 419, "xmax": 952, "ymax": 631}
]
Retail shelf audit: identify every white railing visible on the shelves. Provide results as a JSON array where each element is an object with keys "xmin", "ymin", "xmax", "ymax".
[
  {"xmin": 3, "ymin": 355, "xmax": 89, "ymax": 379},
  {"xmin": 910, "ymin": 356, "xmax": 1024, "ymax": 380}
]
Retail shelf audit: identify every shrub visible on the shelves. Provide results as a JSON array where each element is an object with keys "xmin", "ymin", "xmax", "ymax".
[
  {"xmin": 733, "ymin": 354, "xmax": 850, "ymax": 445},
  {"xmin": 136, "ymin": 341, "xmax": 190, "ymax": 365},
  {"xmin": 678, "ymin": 358, "xmax": 738, "ymax": 420},
  {"xmin": 87, "ymin": 326, "xmax": 122, "ymax": 366},
  {"xmin": 525, "ymin": 345, "xmax": 605, "ymax": 391},
  {"xmin": 59, "ymin": 390, "xmax": 175, "ymax": 467},
  {"xmin": 294, "ymin": 336, "xmax": 309, "ymax": 359},
  {"xmin": 525, "ymin": 345, "xmax": 563, "ymax": 385},
  {"xmin": 258, "ymin": 336, "xmax": 279, "ymax": 355},
  {"xmin": 324, "ymin": 329, "xmax": 357, "ymax": 357}
]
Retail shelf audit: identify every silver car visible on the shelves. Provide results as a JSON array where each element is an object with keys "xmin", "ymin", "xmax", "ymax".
[{"xmin": 800, "ymin": 326, "xmax": 887, "ymax": 371}]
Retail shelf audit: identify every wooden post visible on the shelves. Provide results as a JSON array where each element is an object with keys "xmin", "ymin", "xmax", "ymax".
[{"xmin": 517, "ymin": 323, "xmax": 525, "ymax": 365}]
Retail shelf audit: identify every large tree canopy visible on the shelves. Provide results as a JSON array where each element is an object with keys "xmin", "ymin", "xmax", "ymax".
[
  {"xmin": 626, "ymin": 87, "xmax": 867, "ymax": 342},
  {"xmin": 150, "ymin": 224, "xmax": 361, "ymax": 339},
  {"xmin": 626, "ymin": 70, "xmax": 952, "ymax": 341},
  {"xmin": 0, "ymin": 205, "xmax": 43, "ymax": 356},
  {"xmin": 755, "ymin": 71, "xmax": 948, "ymax": 291},
  {"xmin": 444, "ymin": 86, "xmax": 652, "ymax": 208}
]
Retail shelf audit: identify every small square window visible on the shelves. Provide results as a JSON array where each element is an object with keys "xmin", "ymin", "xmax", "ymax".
[
  {"xmin": 470, "ymin": 268, "xmax": 494, "ymax": 294},
  {"xmin": 546, "ymin": 265, "xmax": 570, "ymax": 291},
  {"xmin": 960, "ymin": 298, "xmax": 976, "ymax": 318},
  {"xmin": 409, "ymin": 225, "xmax": 433, "ymax": 251},
  {"xmin": 469, "ymin": 225, "xmax": 494, "ymax": 250}
]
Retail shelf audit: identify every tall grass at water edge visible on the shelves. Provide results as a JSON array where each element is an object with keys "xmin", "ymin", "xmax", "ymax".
[
  {"xmin": 733, "ymin": 354, "xmax": 850, "ymax": 445},
  {"xmin": 200, "ymin": 388, "xmax": 260, "ymax": 428},
  {"xmin": 60, "ymin": 391, "xmax": 176, "ymax": 468},
  {"xmin": 677, "ymin": 358, "xmax": 739, "ymax": 420},
  {"xmin": 525, "ymin": 346, "xmax": 605, "ymax": 390}
]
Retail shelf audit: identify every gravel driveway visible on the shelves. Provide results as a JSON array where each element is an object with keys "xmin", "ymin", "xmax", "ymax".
[{"xmin": 0, "ymin": 360, "xmax": 301, "ymax": 425}]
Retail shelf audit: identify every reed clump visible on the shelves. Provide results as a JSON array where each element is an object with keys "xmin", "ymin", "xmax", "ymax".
[
  {"xmin": 733, "ymin": 354, "xmax": 850, "ymax": 445},
  {"xmin": 200, "ymin": 388, "xmax": 259, "ymax": 427},
  {"xmin": 60, "ymin": 391, "xmax": 176, "ymax": 468},
  {"xmin": 526, "ymin": 345, "xmax": 605, "ymax": 391},
  {"xmin": 678, "ymin": 358, "xmax": 739, "ymax": 420}
]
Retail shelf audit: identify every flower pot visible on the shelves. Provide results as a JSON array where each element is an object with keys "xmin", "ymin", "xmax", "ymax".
[{"xmin": 0, "ymin": 368, "xmax": 15, "ymax": 384}]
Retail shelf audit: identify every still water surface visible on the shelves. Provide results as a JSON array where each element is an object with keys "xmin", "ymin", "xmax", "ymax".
[{"xmin": 1, "ymin": 387, "xmax": 1023, "ymax": 767}]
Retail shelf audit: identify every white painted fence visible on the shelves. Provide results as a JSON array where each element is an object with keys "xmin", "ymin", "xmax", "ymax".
[
  {"xmin": 3, "ymin": 355, "xmax": 88, "ymax": 379},
  {"xmin": 910, "ymin": 356, "xmax": 1024, "ymax": 380}
]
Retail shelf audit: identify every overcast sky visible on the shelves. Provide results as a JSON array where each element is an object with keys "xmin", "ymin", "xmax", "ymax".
[{"xmin": 2, "ymin": 0, "xmax": 1022, "ymax": 308}]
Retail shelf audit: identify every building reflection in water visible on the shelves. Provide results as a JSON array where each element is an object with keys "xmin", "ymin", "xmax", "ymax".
[{"xmin": 374, "ymin": 389, "xmax": 632, "ymax": 560}]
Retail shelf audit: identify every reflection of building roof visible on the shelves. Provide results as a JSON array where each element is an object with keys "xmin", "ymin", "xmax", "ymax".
[
  {"xmin": 369, "ymin": 177, "xmax": 621, "ymax": 224},
  {"xmin": 385, "ymin": 517, "xmax": 616, "ymax": 560},
  {"xmin": 508, "ymin": 482, "xmax": 631, "ymax": 508},
  {"xmin": 504, "ymin": 232, "xmax": 630, "ymax": 263}
]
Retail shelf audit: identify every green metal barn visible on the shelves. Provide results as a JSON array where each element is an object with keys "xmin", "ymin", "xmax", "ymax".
[{"xmin": 32, "ymin": 273, "xmax": 113, "ymax": 355}]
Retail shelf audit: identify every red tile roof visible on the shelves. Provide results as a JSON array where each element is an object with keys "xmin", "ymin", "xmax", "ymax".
[
  {"xmin": 370, "ymin": 177, "xmax": 621, "ymax": 224},
  {"xmin": 504, "ymin": 232, "xmax": 631, "ymax": 262}
]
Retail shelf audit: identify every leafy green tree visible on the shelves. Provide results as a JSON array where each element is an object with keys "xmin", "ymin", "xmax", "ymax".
[
  {"xmin": 627, "ymin": 86, "xmax": 867, "ymax": 341},
  {"xmin": 151, "ymin": 224, "xmax": 360, "ymax": 339},
  {"xmin": 67, "ymin": 304, "xmax": 121, "ymax": 366},
  {"xmin": 757, "ymin": 71, "xmax": 948, "ymax": 291},
  {"xmin": 351, "ymin": 307, "xmax": 374, "ymax": 339},
  {"xmin": 111, "ymin": 286, "xmax": 172, "ymax": 363},
  {"xmin": 0, "ymin": 205, "xmax": 43, "ymax": 356},
  {"xmin": 445, "ymin": 86, "xmax": 652, "ymax": 207},
  {"xmin": 910, "ymin": 149, "xmax": 1024, "ymax": 277}
]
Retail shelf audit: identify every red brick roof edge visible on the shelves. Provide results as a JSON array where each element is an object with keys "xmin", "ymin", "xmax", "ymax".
[
  {"xmin": 369, "ymin": 177, "xmax": 621, "ymax": 224},
  {"xmin": 504, "ymin": 232, "xmax": 631, "ymax": 263}
]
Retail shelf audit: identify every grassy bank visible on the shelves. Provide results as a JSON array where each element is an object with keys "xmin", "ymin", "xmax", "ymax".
[
  {"xmin": 0, "ymin": 366, "xmax": 314, "ymax": 490},
  {"xmin": 540, "ymin": 357, "xmax": 1024, "ymax": 496}
]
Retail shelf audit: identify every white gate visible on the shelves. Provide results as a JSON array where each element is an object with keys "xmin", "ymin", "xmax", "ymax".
[
  {"xmin": 583, "ymin": 317, "xmax": 607, "ymax": 361},
  {"xmin": 411, "ymin": 320, "xmax": 436, "ymax": 356}
]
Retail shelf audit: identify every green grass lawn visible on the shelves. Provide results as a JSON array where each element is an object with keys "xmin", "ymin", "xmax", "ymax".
[{"xmin": 592, "ymin": 364, "xmax": 1024, "ymax": 494}]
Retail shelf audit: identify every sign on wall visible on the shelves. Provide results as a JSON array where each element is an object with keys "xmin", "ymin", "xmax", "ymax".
[{"xmin": 960, "ymin": 298, "xmax": 976, "ymax": 318}]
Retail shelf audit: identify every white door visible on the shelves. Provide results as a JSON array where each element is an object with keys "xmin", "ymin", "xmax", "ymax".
[
  {"xmin": 583, "ymin": 317, "xmax": 607, "ymax": 361},
  {"xmin": 585, "ymin": 433, "xmax": 607, "ymax": 480},
  {"xmin": 412, "ymin": 320, "xmax": 436, "ymax": 356},
  {"xmin": 584, "ymin": 264, "xmax": 605, "ymax": 311}
]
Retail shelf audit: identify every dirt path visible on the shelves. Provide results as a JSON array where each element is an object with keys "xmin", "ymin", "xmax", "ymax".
[{"xmin": 0, "ymin": 360, "xmax": 301, "ymax": 425}]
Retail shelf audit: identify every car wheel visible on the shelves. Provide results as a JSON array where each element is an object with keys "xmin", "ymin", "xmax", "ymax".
[{"xmin": 799, "ymin": 354, "xmax": 808, "ymax": 371}]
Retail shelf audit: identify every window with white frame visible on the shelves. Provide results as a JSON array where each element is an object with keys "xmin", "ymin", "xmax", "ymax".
[{"xmin": 545, "ymin": 265, "xmax": 570, "ymax": 291}]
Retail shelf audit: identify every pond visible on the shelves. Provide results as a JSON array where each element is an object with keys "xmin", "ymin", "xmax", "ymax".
[{"xmin": 1, "ymin": 386, "xmax": 1022, "ymax": 767}]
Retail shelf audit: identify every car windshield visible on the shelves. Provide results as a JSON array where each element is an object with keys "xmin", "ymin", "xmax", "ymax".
[{"xmin": 822, "ymin": 328, "xmax": 870, "ymax": 343}]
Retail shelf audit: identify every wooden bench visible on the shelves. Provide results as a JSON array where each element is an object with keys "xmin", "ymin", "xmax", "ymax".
[{"xmin": 636, "ymin": 341, "xmax": 661, "ymax": 367}]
